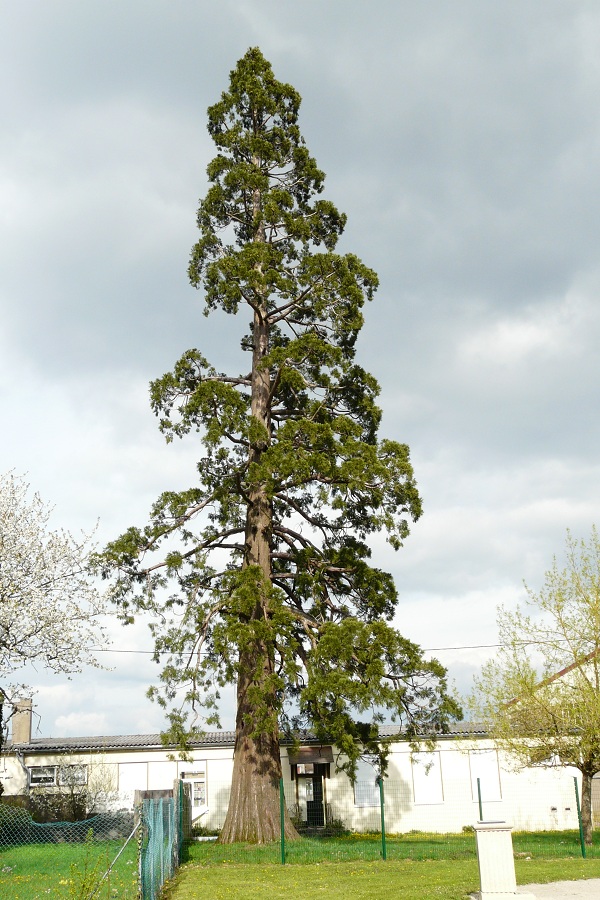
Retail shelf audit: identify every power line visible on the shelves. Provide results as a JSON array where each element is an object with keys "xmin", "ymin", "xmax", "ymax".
[
  {"xmin": 89, "ymin": 639, "xmax": 574, "ymax": 656},
  {"xmin": 89, "ymin": 642, "xmax": 505, "ymax": 656}
]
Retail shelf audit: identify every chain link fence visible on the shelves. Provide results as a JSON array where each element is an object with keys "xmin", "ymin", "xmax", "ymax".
[
  {"xmin": 0, "ymin": 803, "xmax": 134, "ymax": 846},
  {"xmin": 139, "ymin": 794, "xmax": 179, "ymax": 900},
  {"xmin": 1, "ymin": 770, "xmax": 598, "ymax": 897},
  {"xmin": 0, "ymin": 803, "xmax": 138, "ymax": 899},
  {"xmin": 135, "ymin": 779, "xmax": 192, "ymax": 900}
]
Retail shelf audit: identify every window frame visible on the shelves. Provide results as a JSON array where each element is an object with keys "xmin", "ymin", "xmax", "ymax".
[
  {"xmin": 411, "ymin": 751, "xmax": 444, "ymax": 805},
  {"xmin": 468, "ymin": 748, "xmax": 502, "ymax": 803},
  {"xmin": 57, "ymin": 764, "xmax": 88, "ymax": 787},
  {"xmin": 29, "ymin": 765, "xmax": 57, "ymax": 787}
]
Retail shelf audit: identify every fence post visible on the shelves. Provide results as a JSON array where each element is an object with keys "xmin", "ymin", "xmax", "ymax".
[
  {"xmin": 378, "ymin": 776, "xmax": 387, "ymax": 861},
  {"xmin": 279, "ymin": 778, "xmax": 286, "ymax": 864},
  {"xmin": 574, "ymin": 776, "xmax": 586, "ymax": 859},
  {"xmin": 178, "ymin": 780, "xmax": 184, "ymax": 861},
  {"xmin": 134, "ymin": 792, "xmax": 144, "ymax": 900},
  {"xmin": 477, "ymin": 777, "xmax": 483, "ymax": 821}
]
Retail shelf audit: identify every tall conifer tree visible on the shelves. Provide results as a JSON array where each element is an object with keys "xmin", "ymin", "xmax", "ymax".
[{"xmin": 101, "ymin": 48, "xmax": 460, "ymax": 843}]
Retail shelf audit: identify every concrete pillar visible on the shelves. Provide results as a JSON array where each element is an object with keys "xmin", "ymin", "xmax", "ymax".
[
  {"xmin": 474, "ymin": 821, "xmax": 536, "ymax": 900},
  {"xmin": 11, "ymin": 699, "xmax": 32, "ymax": 744}
]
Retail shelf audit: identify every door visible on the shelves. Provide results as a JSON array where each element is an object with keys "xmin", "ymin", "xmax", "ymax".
[
  {"xmin": 306, "ymin": 775, "xmax": 325, "ymax": 827},
  {"xmin": 182, "ymin": 768, "xmax": 207, "ymax": 823}
]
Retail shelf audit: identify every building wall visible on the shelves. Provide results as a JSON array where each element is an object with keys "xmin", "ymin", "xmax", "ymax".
[
  {"xmin": 0, "ymin": 737, "xmax": 588, "ymax": 833},
  {"xmin": 325, "ymin": 740, "xmax": 581, "ymax": 833}
]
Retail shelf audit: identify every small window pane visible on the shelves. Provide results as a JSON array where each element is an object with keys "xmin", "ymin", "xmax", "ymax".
[
  {"xmin": 30, "ymin": 766, "xmax": 56, "ymax": 786},
  {"xmin": 193, "ymin": 780, "xmax": 206, "ymax": 806},
  {"xmin": 58, "ymin": 765, "xmax": 87, "ymax": 786}
]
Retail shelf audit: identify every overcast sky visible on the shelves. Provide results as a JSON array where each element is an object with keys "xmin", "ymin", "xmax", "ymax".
[{"xmin": 2, "ymin": 1, "xmax": 600, "ymax": 739}]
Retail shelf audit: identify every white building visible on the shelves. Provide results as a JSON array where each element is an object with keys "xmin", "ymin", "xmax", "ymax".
[{"xmin": 0, "ymin": 702, "xmax": 594, "ymax": 833}]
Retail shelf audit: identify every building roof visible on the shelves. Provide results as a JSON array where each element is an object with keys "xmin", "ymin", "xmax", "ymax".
[{"xmin": 7, "ymin": 721, "xmax": 486, "ymax": 755}]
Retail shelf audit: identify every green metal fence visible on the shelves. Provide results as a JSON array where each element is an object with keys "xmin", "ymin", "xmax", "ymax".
[
  {"xmin": 2, "ymin": 773, "xmax": 592, "ymax": 897},
  {"xmin": 181, "ymin": 775, "xmax": 599, "ymax": 867}
]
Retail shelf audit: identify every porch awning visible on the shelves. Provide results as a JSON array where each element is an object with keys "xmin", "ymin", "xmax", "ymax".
[{"xmin": 288, "ymin": 746, "xmax": 334, "ymax": 765}]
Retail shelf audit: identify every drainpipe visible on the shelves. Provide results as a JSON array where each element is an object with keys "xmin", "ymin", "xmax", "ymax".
[{"xmin": 14, "ymin": 748, "xmax": 30, "ymax": 794}]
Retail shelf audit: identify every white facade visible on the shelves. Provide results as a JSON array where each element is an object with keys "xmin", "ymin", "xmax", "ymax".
[{"xmin": 1, "ymin": 725, "xmax": 594, "ymax": 833}]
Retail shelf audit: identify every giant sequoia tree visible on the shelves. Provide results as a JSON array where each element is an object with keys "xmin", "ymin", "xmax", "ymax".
[{"xmin": 101, "ymin": 48, "xmax": 460, "ymax": 843}]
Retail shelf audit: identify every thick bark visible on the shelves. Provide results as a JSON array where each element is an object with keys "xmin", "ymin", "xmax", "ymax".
[
  {"xmin": 219, "ymin": 204, "xmax": 300, "ymax": 841},
  {"xmin": 219, "ymin": 648, "xmax": 299, "ymax": 843},
  {"xmin": 245, "ymin": 300, "xmax": 271, "ymax": 574},
  {"xmin": 581, "ymin": 770, "xmax": 594, "ymax": 845}
]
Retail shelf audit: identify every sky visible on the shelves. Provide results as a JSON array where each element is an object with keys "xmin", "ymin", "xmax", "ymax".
[{"xmin": 2, "ymin": 0, "xmax": 600, "ymax": 739}]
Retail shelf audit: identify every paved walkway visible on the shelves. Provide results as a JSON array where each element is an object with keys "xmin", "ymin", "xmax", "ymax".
[{"xmin": 516, "ymin": 878, "xmax": 600, "ymax": 898}]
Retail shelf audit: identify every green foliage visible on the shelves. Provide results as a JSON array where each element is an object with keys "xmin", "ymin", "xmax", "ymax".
[
  {"xmin": 471, "ymin": 527, "xmax": 600, "ymax": 773},
  {"xmin": 97, "ymin": 47, "xmax": 460, "ymax": 777},
  {"xmin": 470, "ymin": 527, "xmax": 600, "ymax": 843},
  {"xmin": 67, "ymin": 830, "xmax": 106, "ymax": 900}
]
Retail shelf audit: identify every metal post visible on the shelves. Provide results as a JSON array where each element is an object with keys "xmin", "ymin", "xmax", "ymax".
[
  {"xmin": 179, "ymin": 780, "xmax": 184, "ymax": 859},
  {"xmin": 280, "ymin": 778, "xmax": 286, "ymax": 864},
  {"xmin": 158, "ymin": 798, "xmax": 165, "ymax": 887},
  {"xmin": 477, "ymin": 777, "xmax": 483, "ymax": 821},
  {"xmin": 574, "ymin": 776, "xmax": 586, "ymax": 859},
  {"xmin": 378, "ymin": 777, "xmax": 387, "ymax": 860}
]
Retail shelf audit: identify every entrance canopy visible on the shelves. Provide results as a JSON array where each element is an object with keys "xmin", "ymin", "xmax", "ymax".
[{"xmin": 288, "ymin": 746, "xmax": 334, "ymax": 766}]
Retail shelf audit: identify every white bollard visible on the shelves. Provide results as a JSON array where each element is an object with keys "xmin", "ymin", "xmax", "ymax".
[{"xmin": 473, "ymin": 821, "xmax": 536, "ymax": 900}]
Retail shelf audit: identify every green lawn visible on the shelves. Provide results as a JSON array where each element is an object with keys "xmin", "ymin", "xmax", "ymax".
[
  {"xmin": 163, "ymin": 857, "xmax": 600, "ymax": 900},
  {"xmin": 162, "ymin": 832, "xmax": 600, "ymax": 900},
  {"xmin": 181, "ymin": 829, "xmax": 600, "ymax": 866},
  {"xmin": 0, "ymin": 840, "xmax": 138, "ymax": 900}
]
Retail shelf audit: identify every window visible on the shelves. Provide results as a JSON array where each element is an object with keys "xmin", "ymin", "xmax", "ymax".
[
  {"xmin": 29, "ymin": 766, "xmax": 57, "ymax": 786},
  {"xmin": 181, "ymin": 766, "xmax": 207, "ymax": 813},
  {"xmin": 353, "ymin": 759, "xmax": 380, "ymax": 808},
  {"xmin": 193, "ymin": 777, "xmax": 206, "ymax": 807},
  {"xmin": 58, "ymin": 765, "xmax": 87, "ymax": 786},
  {"xmin": 411, "ymin": 752, "xmax": 444, "ymax": 804},
  {"xmin": 469, "ymin": 749, "xmax": 501, "ymax": 802}
]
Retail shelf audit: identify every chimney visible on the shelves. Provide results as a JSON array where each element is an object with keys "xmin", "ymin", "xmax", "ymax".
[{"xmin": 11, "ymin": 700, "xmax": 32, "ymax": 745}]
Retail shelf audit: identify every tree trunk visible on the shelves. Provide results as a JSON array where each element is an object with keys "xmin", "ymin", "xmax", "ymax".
[
  {"xmin": 218, "ymin": 648, "xmax": 299, "ymax": 843},
  {"xmin": 581, "ymin": 771, "xmax": 594, "ymax": 845},
  {"xmin": 219, "ymin": 211, "xmax": 299, "ymax": 842}
]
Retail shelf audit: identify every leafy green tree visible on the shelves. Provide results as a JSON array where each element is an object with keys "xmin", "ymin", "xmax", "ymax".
[
  {"xmin": 470, "ymin": 527, "xmax": 600, "ymax": 844},
  {"xmin": 100, "ymin": 48, "xmax": 460, "ymax": 843}
]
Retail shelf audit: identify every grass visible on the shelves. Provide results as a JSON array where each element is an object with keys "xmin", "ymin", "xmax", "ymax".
[
  {"xmin": 160, "ymin": 831, "xmax": 600, "ymax": 900},
  {"xmin": 162, "ymin": 856, "xmax": 600, "ymax": 900},
  {"xmin": 180, "ymin": 829, "xmax": 600, "ymax": 866},
  {"xmin": 0, "ymin": 839, "xmax": 138, "ymax": 900},
  {"xmin": 2, "ymin": 829, "xmax": 596, "ymax": 900}
]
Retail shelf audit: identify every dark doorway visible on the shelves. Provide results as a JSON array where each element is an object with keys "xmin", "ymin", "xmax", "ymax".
[{"xmin": 306, "ymin": 775, "xmax": 325, "ymax": 827}]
